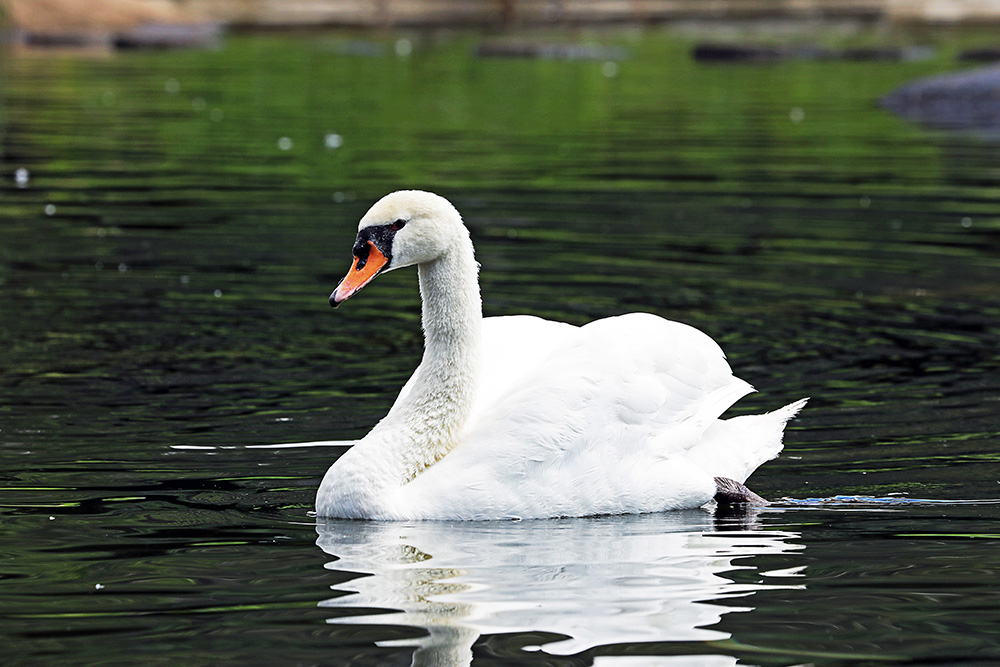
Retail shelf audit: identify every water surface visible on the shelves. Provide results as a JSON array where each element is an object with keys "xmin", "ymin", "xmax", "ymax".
[{"xmin": 3, "ymin": 28, "xmax": 1000, "ymax": 665}]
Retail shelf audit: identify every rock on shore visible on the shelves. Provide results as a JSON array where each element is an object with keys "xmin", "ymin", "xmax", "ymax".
[
  {"xmin": 8, "ymin": 0, "xmax": 222, "ymax": 50},
  {"xmin": 881, "ymin": 63, "xmax": 1000, "ymax": 130}
]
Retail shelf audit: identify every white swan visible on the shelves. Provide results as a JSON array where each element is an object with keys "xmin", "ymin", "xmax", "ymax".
[{"xmin": 316, "ymin": 190, "xmax": 806, "ymax": 520}]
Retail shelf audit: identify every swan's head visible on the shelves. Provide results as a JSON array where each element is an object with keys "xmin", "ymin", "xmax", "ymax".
[{"xmin": 330, "ymin": 190, "xmax": 468, "ymax": 307}]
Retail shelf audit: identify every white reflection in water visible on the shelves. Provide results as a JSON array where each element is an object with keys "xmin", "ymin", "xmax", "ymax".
[{"xmin": 316, "ymin": 511, "xmax": 803, "ymax": 666}]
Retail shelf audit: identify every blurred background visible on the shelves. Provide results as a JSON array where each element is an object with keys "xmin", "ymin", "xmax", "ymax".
[
  {"xmin": 9, "ymin": 0, "xmax": 1000, "ymax": 43},
  {"xmin": 4, "ymin": 1, "xmax": 1000, "ymax": 666}
]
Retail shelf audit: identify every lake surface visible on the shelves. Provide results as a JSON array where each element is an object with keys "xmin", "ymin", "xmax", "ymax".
[{"xmin": 3, "ymin": 26, "xmax": 1000, "ymax": 665}]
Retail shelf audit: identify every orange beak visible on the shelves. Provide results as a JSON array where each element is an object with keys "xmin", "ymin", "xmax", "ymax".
[{"xmin": 330, "ymin": 241, "xmax": 390, "ymax": 307}]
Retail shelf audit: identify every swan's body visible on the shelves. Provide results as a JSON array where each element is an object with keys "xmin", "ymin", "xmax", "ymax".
[{"xmin": 316, "ymin": 191, "xmax": 806, "ymax": 520}]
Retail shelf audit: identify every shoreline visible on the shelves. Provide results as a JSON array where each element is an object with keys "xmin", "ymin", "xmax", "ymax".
[{"xmin": 6, "ymin": 0, "xmax": 1000, "ymax": 54}]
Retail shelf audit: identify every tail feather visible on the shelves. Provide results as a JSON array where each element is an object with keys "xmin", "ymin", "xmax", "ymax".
[{"xmin": 689, "ymin": 397, "xmax": 808, "ymax": 483}]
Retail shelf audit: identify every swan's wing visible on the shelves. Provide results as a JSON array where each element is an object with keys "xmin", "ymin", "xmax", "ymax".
[
  {"xmin": 469, "ymin": 312, "xmax": 752, "ymax": 455},
  {"xmin": 404, "ymin": 313, "xmax": 756, "ymax": 518}
]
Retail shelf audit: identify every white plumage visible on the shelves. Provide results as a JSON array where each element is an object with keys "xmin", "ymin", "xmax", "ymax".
[{"xmin": 315, "ymin": 190, "xmax": 806, "ymax": 520}]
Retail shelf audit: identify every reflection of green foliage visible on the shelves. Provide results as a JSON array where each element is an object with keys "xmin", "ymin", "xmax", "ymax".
[
  {"xmin": 2, "ymin": 27, "xmax": 999, "ymax": 452},
  {"xmin": 1, "ymin": 28, "xmax": 969, "ymax": 207}
]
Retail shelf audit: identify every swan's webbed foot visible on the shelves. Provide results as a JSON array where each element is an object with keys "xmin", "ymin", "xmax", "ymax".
[{"xmin": 713, "ymin": 476, "xmax": 769, "ymax": 507}]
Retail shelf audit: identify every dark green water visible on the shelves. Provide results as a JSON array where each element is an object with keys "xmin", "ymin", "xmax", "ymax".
[{"xmin": 3, "ymin": 27, "xmax": 1000, "ymax": 665}]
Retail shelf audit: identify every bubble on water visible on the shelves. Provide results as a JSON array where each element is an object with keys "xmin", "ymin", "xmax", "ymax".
[
  {"xmin": 325, "ymin": 133, "xmax": 343, "ymax": 149},
  {"xmin": 395, "ymin": 38, "xmax": 413, "ymax": 57},
  {"xmin": 209, "ymin": 108, "xmax": 224, "ymax": 122},
  {"xmin": 97, "ymin": 227, "xmax": 107, "ymax": 238},
  {"xmin": 95, "ymin": 583, "xmax": 105, "ymax": 590},
  {"xmin": 44, "ymin": 204, "xmax": 56, "ymax": 216},
  {"xmin": 213, "ymin": 289, "xmax": 223, "ymax": 298},
  {"xmin": 859, "ymin": 196, "xmax": 871, "ymax": 208},
  {"xmin": 118, "ymin": 263, "xmax": 129, "ymax": 273},
  {"xmin": 191, "ymin": 97, "xmax": 207, "ymax": 112},
  {"xmin": 961, "ymin": 216, "xmax": 973, "ymax": 228},
  {"xmin": 15, "ymin": 167, "xmax": 30, "ymax": 187},
  {"xmin": 165, "ymin": 78, "xmax": 180, "ymax": 94},
  {"xmin": 601, "ymin": 61, "xmax": 619, "ymax": 78},
  {"xmin": 180, "ymin": 275, "xmax": 190, "ymax": 284},
  {"xmin": 333, "ymin": 191, "xmax": 346, "ymax": 203},
  {"xmin": 789, "ymin": 107, "xmax": 805, "ymax": 122},
  {"xmin": 277, "ymin": 137, "xmax": 294, "ymax": 151}
]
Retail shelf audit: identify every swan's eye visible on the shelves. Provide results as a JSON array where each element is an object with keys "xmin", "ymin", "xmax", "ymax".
[{"xmin": 392, "ymin": 219, "xmax": 407, "ymax": 230}]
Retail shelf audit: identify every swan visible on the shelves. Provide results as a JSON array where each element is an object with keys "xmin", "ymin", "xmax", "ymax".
[{"xmin": 316, "ymin": 190, "xmax": 806, "ymax": 520}]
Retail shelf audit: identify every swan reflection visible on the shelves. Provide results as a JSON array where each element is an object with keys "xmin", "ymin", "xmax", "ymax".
[{"xmin": 316, "ymin": 511, "xmax": 802, "ymax": 666}]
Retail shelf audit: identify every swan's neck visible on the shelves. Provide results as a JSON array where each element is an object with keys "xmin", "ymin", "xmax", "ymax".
[{"xmin": 371, "ymin": 237, "xmax": 482, "ymax": 486}]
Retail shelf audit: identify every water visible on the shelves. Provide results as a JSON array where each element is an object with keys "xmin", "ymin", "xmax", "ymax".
[{"xmin": 3, "ymin": 27, "xmax": 1000, "ymax": 665}]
